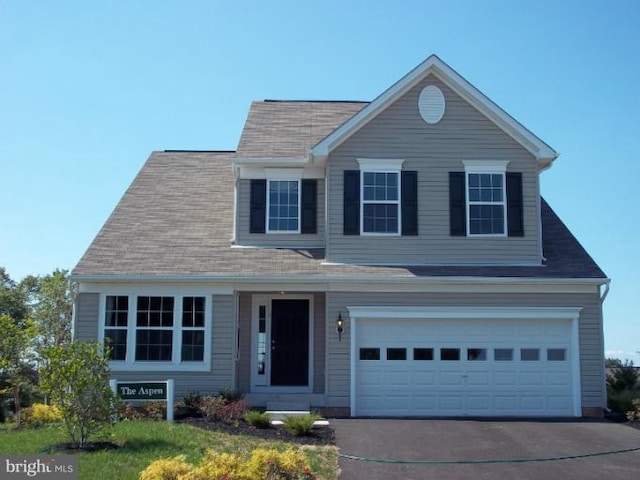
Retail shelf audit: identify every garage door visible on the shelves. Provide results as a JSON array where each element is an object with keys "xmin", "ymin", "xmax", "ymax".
[{"xmin": 355, "ymin": 318, "xmax": 574, "ymax": 416}]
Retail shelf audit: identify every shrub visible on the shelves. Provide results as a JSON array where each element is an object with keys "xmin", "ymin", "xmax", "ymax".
[
  {"xmin": 118, "ymin": 403, "xmax": 142, "ymax": 421},
  {"xmin": 609, "ymin": 388, "xmax": 640, "ymax": 414},
  {"xmin": 142, "ymin": 401, "xmax": 167, "ymax": 420},
  {"xmin": 22, "ymin": 403, "xmax": 62, "ymax": 427},
  {"xmin": 244, "ymin": 410, "xmax": 271, "ymax": 429},
  {"xmin": 139, "ymin": 448, "xmax": 314, "ymax": 480},
  {"xmin": 219, "ymin": 387, "xmax": 244, "ymax": 403},
  {"xmin": 182, "ymin": 391, "xmax": 202, "ymax": 410},
  {"xmin": 627, "ymin": 398, "xmax": 640, "ymax": 421},
  {"xmin": 282, "ymin": 413, "xmax": 321, "ymax": 437},
  {"xmin": 244, "ymin": 448, "xmax": 313, "ymax": 479},
  {"xmin": 138, "ymin": 455, "xmax": 192, "ymax": 480},
  {"xmin": 198, "ymin": 396, "xmax": 248, "ymax": 423}
]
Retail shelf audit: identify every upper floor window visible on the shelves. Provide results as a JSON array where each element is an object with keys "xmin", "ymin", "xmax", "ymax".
[
  {"xmin": 267, "ymin": 180, "xmax": 300, "ymax": 233},
  {"xmin": 450, "ymin": 160, "xmax": 523, "ymax": 237},
  {"xmin": 467, "ymin": 172, "xmax": 505, "ymax": 235},
  {"xmin": 249, "ymin": 177, "xmax": 317, "ymax": 235},
  {"xmin": 361, "ymin": 171, "xmax": 399, "ymax": 234}
]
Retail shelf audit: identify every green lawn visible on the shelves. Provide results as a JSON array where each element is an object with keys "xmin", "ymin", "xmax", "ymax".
[{"xmin": 0, "ymin": 421, "xmax": 339, "ymax": 479}]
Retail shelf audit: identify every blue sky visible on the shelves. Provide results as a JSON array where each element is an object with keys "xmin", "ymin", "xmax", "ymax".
[{"xmin": 1, "ymin": 1, "xmax": 638, "ymax": 362}]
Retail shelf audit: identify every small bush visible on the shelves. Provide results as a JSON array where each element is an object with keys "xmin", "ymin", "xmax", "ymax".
[
  {"xmin": 139, "ymin": 448, "xmax": 314, "ymax": 480},
  {"xmin": 627, "ymin": 398, "xmax": 640, "ymax": 421},
  {"xmin": 282, "ymin": 413, "xmax": 321, "ymax": 437},
  {"xmin": 198, "ymin": 396, "xmax": 248, "ymax": 423},
  {"xmin": 244, "ymin": 448, "xmax": 313, "ymax": 479},
  {"xmin": 244, "ymin": 410, "xmax": 271, "ymax": 429},
  {"xmin": 609, "ymin": 388, "xmax": 640, "ymax": 414},
  {"xmin": 142, "ymin": 401, "xmax": 167, "ymax": 420},
  {"xmin": 182, "ymin": 391, "xmax": 202, "ymax": 410},
  {"xmin": 22, "ymin": 403, "xmax": 62, "ymax": 427},
  {"xmin": 118, "ymin": 403, "xmax": 142, "ymax": 421},
  {"xmin": 219, "ymin": 387, "xmax": 244, "ymax": 403},
  {"xmin": 138, "ymin": 455, "xmax": 191, "ymax": 480}
]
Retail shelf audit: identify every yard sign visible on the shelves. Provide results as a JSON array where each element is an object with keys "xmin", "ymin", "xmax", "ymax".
[{"xmin": 110, "ymin": 379, "xmax": 174, "ymax": 422}]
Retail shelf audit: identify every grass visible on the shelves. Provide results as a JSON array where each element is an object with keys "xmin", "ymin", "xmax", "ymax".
[{"xmin": 0, "ymin": 421, "xmax": 338, "ymax": 480}]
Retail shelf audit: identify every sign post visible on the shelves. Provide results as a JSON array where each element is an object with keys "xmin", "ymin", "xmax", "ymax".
[{"xmin": 111, "ymin": 379, "xmax": 174, "ymax": 422}]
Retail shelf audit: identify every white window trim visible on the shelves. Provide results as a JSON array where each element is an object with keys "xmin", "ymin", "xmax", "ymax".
[
  {"xmin": 462, "ymin": 160, "xmax": 510, "ymax": 237},
  {"xmin": 266, "ymin": 178, "xmax": 301, "ymax": 234},
  {"xmin": 99, "ymin": 291, "xmax": 212, "ymax": 372},
  {"xmin": 357, "ymin": 158, "xmax": 405, "ymax": 236}
]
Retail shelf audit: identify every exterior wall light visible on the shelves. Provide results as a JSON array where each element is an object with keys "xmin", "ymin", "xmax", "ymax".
[{"xmin": 336, "ymin": 312, "xmax": 344, "ymax": 342}]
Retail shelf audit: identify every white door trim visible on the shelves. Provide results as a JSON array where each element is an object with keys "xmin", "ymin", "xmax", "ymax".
[
  {"xmin": 250, "ymin": 294, "xmax": 314, "ymax": 393},
  {"xmin": 347, "ymin": 305, "xmax": 583, "ymax": 417}
]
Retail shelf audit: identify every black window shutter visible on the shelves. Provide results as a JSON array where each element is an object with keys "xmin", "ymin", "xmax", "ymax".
[
  {"xmin": 301, "ymin": 179, "xmax": 317, "ymax": 234},
  {"xmin": 449, "ymin": 172, "xmax": 466, "ymax": 236},
  {"xmin": 343, "ymin": 170, "xmax": 360, "ymax": 235},
  {"xmin": 249, "ymin": 179, "xmax": 266, "ymax": 234},
  {"xmin": 401, "ymin": 171, "xmax": 418, "ymax": 236},
  {"xmin": 506, "ymin": 172, "xmax": 524, "ymax": 237}
]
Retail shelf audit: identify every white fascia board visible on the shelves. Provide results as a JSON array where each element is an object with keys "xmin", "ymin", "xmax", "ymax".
[
  {"xmin": 232, "ymin": 157, "xmax": 309, "ymax": 166},
  {"xmin": 238, "ymin": 166, "xmax": 324, "ymax": 179},
  {"xmin": 311, "ymin": 54, "xmax": 558, "ymax": 168},
  {"xmin": 346, "ymin": 305, "xmax": 583, "ymax": 320}
]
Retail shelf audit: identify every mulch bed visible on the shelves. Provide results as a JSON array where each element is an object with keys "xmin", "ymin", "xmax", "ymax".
[{"xmin": 178, "ymin": 417, "xmax": 335, "ymax": 446}]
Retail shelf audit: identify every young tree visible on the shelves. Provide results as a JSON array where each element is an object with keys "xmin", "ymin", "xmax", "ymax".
[
  {"xmin": 0, "ymin": 315, "xmax": 36, "ymax": 426},
  {"xmin": 40, "ymin": 341, "xmax": 119, "ymax": 448}
]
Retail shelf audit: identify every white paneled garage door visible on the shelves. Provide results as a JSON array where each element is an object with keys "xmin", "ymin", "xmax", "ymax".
[{"xmin": 355, "ymin": 316, "xmax": 576, "ymax": 417}]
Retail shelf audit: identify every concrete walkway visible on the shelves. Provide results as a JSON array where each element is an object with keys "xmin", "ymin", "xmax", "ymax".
[{"xmin": 332, "ymin": 419, "xmax": 640, "ymax": 480}]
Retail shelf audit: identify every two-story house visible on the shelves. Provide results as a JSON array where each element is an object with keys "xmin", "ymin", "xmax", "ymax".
[{"xmin": 72, "ymin": 55, "xmax": 608, "ymax": 417}]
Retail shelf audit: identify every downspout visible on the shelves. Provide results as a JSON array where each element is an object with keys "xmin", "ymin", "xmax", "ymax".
[{"xmin": 600, "ymin": 278, "xmax": 611, "ymax": 413}]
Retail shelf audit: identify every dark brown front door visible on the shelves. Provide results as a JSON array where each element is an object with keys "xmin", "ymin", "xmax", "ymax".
[{"xmin": 270, "ymin": 299, "xmax": 309, "ymax": 386}]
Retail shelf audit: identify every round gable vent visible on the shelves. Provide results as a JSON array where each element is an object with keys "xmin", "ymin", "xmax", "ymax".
[{"xmin": 418, "ymin": 85, "xmax": 445, "ymax": 124}]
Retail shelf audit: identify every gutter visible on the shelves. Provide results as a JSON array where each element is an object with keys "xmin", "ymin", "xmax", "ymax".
[{"xmin": 600, "ymin": 278, "xmax": 611, "ymax": 303}]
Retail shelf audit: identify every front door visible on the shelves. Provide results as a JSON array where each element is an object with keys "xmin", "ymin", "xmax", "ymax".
[{"xmin": 270, "ymin": 299, "xmax": 309, "ymax": 386}]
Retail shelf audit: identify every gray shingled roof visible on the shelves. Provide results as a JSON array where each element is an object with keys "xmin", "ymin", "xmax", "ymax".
[
  {"xmin": 73, "ymin": 151, "xmax": 606, "ymax": 280},
  {"xmin": 235, "ymin": 101, "xmax": 368, "ymax": 158}
]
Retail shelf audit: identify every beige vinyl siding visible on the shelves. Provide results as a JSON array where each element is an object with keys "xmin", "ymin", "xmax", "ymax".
[
  {"xmin": 326, "ymin": 75, "xmax": 541, "ymax": 265},
  {"xmin": 74, "ymin": 292, "xmax": 99, "ymax": 341},
  {"xmin": 235, "ymin": 178, "xmax": 325, "ymax": 247},
  {"xmin": 326, "ymin": 290, "xmax": 605, "ymax": 411},
  {"xmin": 236, "ymin": 292, "xmax": 326, "ymax": 394}
]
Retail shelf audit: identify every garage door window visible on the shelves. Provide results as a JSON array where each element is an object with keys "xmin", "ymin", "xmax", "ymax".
[
  {"xmin": 494, "ymin": 348, "xmax": 513, "ymax": 361},
  {"xmin": 467, "ymin": 348, "xmax": 487, "ymax": 361},
  {"xmin": 360, "ymin": 348, "xmax": 380, "ymax": 360},
  {"xmin": 521, "ymin": 348, "xmax": 540, "ymax": 361},
  {"xmin": 387, "ymin": 348, "xmax": 407, "ymax": 360},
  {"xmin": 441, "ymin": 348, "xmax": 460, "ymax": 360},
  {"xmin": 547, "ymin": 348, "xmax": 566, "ymax": 361},
  {"xmin": 414, "ymin": 348, "xmax": 434, "ymax": 360}
]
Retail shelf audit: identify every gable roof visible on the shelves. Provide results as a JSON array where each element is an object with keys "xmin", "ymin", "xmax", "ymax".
[
  {"xmin": 311, "ymin": 55, "xmax": 558, "ymax": 169},
  {"xmin": 235, "ymin": 100, "xmax": 368, "ymax": 159},
  {"xmin": 72, "ymin": 151, "xmax": 605, "ymax": 282}
]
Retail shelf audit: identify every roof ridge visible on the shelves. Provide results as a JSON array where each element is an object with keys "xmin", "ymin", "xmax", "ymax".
[{"xmin": 262, "ymin": 99, "xmax": 369, "ymax": 104}]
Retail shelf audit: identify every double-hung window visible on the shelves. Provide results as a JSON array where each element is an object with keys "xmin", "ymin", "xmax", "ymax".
[
  {"xmin": 358, "ymin": 158, "xmax": 404, "ymax": 235},
  {"xmin": 104, "ymin": 295, "xmax": 128, "ymax": 360},
  {"xmin": 267, "ymin": 180, "xmax": 300, "ymax": 233},
  {"xmin": 102, "ymin": 294, "xmax": 210, "ymax": 371},
  {"xmin": 463, "ymin": 160, "xmax": 509, "ymax": 236}
]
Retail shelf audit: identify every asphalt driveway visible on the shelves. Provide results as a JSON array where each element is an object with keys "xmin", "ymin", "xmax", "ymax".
[{"xmin": 332, "ymin": 419, "xmax": 640, "ymax": 480}]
